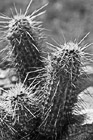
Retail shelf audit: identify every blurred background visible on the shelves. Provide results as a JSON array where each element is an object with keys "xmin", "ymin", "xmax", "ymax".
[{"xmin": 0, "ymin": 0, "xmax": 93, "ymax": 53}]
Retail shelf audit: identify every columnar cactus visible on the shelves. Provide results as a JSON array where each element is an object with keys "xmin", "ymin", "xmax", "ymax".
[
  {"xmin": 0, "ymin": 0, "xmax": 47, "ymax": 86},
  {"xmin": 39, "ymin": 41, "xmax": 91, "ymax": 139},
  {"xmin": 0, "ymin": 1, "xmax": 47, "ymax": 139}
]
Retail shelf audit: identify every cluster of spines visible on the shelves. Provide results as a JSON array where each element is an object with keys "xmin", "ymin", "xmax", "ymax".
[{"xmin": 0, "ymin": 82, "xmax": 43, "ymax": 140}]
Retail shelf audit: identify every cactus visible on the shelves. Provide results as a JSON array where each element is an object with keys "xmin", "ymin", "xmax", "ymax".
[
  {"xmin": 39, "ymin": 41, "xmax": 92, "ymax": 139},
  {"xmin": 0, "ymin": 1, "xmax": 48, "ymax": 140},
  {"xmin": 0, "ymin": 0, "xmax": 47, "ymax": 86},
  {"xmin": 0, "ymin": 82, "xmax": 43, "ymax": 140},
  {"xmin": 0, "ymin": 1, "xmax": 93, "ymax": 140}
]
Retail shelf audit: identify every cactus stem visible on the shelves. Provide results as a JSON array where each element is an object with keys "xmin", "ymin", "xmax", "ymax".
[
  {"xmin": 0, "ymin": 1, "xmax": 48, "ymax": 86},
  {"xmin": 39, "ymin": 40, "xmax": 93, "ymax": 139}
]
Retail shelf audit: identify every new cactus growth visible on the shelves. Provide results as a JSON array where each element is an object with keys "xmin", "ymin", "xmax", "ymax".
[
  {"xmin": 0, "ymin": 82, "xmax": 43, "ymax": 140},
  {"xmin": 39, "ymin": 41, "xmax": 91, "ymax": 139},
  {"xmin": 0, "ymin": 0, "xmax": 47, "ymax": 86}
]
